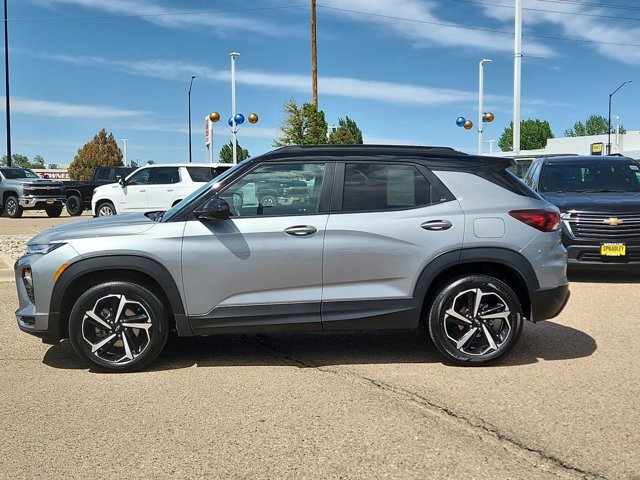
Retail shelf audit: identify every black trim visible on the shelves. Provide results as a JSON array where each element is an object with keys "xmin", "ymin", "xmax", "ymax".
[
  {"xmin": 321, "ymin": 298, "xmax": 417, "ymax": 330},
  {"xmin": 50, "ymin": 255, "xmax": 188, "ymax": 340},
  {"xmin": 189, "ymin": 302, "xmax": 321, "ymax": 335},
  {"xmin": 530, "ymin": 285, "xmax": 569, "ymax": 321}
]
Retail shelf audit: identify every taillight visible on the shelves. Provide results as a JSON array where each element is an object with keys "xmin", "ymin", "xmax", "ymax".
[{"xmin": 509, "ymin": 209, "xmax": 560, "ymax": 232}]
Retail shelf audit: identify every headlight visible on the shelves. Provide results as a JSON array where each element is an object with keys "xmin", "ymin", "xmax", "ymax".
[{"xmin": 26, "ymin": 243, "xmax": 66, "ymax": 255}]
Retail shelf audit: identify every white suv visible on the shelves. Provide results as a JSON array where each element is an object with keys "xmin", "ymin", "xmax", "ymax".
[{"xmin": 92, "ymin": 163, "xmax": 232, "ymax": 216}]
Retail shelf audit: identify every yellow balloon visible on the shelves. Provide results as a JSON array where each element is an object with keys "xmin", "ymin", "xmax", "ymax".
[
  {"xmin": 464, "ymin": 120, "xmax": 473, "ymax": 130},
  {"xmin": 483, "ymin": 112, "xmax": 495, "ymax": 122},
  {"xmin": 248, "ymin": 113, "xmax": 259, "ymax": 124},
  {"xmin": 209, "ymin": 111, "xmax": 220, "ymax": 123}
]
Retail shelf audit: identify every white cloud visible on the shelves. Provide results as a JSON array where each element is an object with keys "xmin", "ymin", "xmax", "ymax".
[
  {"xmin": 0, "ymin": 96, "xmax": 147, "ymax": 118},
  {"xmin": 318, "ymin": 0, "xmax": 555, "ymax": 57},
  {"xmin": 33, "ymin": 0, "xmax": 289, "ymax": 36},
  {"xmin": 479, "ymin": 0, "xmax": 640, "ymax": 65},
  {"xmin": 120, "ymin": 119, "xmax": 280, "ymax": 140},
  {"xmin": 40, "ymin": 53, "xmax": 502, "ymax": 107}
]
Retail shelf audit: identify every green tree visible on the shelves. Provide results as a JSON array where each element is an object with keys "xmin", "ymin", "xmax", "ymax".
[
  {"xmin": 564, "ymin": 114, "xmax": 625, "ymax": 137},
  {"xmin": 499, "ymin": 119, "xmax": 554, "ymax": 151},
  {"xmin": 1, "ymin": 153, "xmax": 44, "ymax": 168},
  {"xmin": 328, "ymin": 116, "xmax": 363, "ymax": 144},
  {"xmin": 274, "ymin": 98, "xmax": 328, "ymax": 146},
  {"xmin": 219, "ymin": 141, "xmax": 251, "ymax": 163},
  {"xmin": 68, "ymin": 129, "xmax": 123, "ymax": 180}
]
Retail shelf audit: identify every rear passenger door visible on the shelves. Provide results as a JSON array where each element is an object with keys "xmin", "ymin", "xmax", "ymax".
[
  {"xmin": 147, "ymin": 167, "xmax": 181, "ymax": 211},
  {"xmin": 321, "ymin": 161, "xmax": 465, "ymax": 330}
]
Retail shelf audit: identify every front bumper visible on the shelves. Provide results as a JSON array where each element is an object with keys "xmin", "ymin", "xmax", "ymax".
[
  {"xmin": 18, "ymin": 196, "xmax": 65, "ymax": 208},
  {"xmin": 530, "ymin": 284, "xmax": 570, "ymax": 322},
  {"xmin": 565, "ymin": 239, "xmax": 640, "ymax": 269}
]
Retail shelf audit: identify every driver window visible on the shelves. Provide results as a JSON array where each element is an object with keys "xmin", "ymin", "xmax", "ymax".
[
  {"xmin": 220, "ymin": 163, "xmax": 326, "ymax": 217},
  {"xmin": 127, "ymin": 168, "xmax": 153, "ymax": 185}
]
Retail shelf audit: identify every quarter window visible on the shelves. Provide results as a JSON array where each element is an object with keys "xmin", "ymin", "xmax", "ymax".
[
  {"xmin": 342, "ymin": 163, "xmax": 432, "ymax": 212},
  {"xmin": 220, "ymin": 163, "xmax": 326, "ymax": 216}
]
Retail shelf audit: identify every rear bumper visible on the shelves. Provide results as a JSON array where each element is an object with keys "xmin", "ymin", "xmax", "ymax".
[{"xmin": 530, "ymin": 284, "xmax": 570, "ymax": 322}]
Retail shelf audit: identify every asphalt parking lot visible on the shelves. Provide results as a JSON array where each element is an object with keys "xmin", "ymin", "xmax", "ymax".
[{"xmin": 1, "ymin": 215, "xmax": 639, "ymax": 479}]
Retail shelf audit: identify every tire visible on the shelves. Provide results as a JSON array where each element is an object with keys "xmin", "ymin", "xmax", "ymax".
[
  {"xmin": 66, "ymin": 195, "xmax": 84, "ymax": 216},
  {"xmin": 428, "ymin": 274, "xmax": 524, "ymax": 366},
  {"xmin": 68, "ymin": 281, "xmax": 170, "ymax": 372},
  {"xmin": 4, "ymin": 195, "xmax": 23, "ymax": 218},
  {"xmin": 258, "ymin": 194, "xmax": 277, "ymax": 208},
  {"xmin": 96, "ymin": 201, "xmax": 116, "ymax": 217},
  {"xmin": 45, "ymin": 205, "xmax": 63, "ymax": 217}
]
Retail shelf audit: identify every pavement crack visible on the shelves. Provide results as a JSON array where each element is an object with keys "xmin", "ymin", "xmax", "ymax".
[{"xmin": 252, "ymin": 335, "xmax": 608, "ymax": 480}]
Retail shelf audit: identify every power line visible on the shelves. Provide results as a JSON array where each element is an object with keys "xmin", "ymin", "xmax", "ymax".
[
  {"xmin": 535, "ymin": 0, "xmax": 640, "ymax": 12},
  {"xmin": 447, "ymin": 0, "xmax": 640, "ymax": 22},
  {"xmin": 316, "ymin": 4, "xmax": 640, "ymax": 49}
]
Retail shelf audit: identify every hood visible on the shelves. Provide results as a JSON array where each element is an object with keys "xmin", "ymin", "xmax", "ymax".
[
  {"xmin": 28, "ymin": 213, "xmax": 156, "ymax": 245},
  {"xmin": 543, "ymin": 191, "xmax": 640, "ymax": 213},
  {"xmin": 5, "ymin": 178, "xmax": 64, "ymax": 187}
]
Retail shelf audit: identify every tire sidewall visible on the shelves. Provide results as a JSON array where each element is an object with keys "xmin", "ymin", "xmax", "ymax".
[
  {"xmin": 66, "ymin": 196, "xmax": 84, "ymax": 216},
  {"xmin": 6, "ymin": 196, "xmax": 22, "ymax": 218},
  {"xmin": 68, "ymin": 281, "xmax": 169, "ymax": 372},
  {"xmin": 97, "ymin": 201, "xmax": 116, "ymax": 217},
  {"xmin": 428, "ymin": 275, "xmax": 524, "ymax": 365},
  {"xmin": 46, "ymin": 206, "xmax": 63, "ymax": 217}
]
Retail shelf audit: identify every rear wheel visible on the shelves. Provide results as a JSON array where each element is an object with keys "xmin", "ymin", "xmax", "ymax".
[
  {"xmin": 428, "ymin": 274, "xmax": 523, "ymax": 365},
  {"xmin": 45, "ymin": 205, "xmax": 63, "ymax": 217},
  {"xmin": 5, "ymin": 195, "xmax": 22, "ymax": 218},
  {"xmin": 259, "ymin": 194, "xmax": 277, "ymax": 208},
  {"xmin": 68, "ymin": 281, "xmax": 169, "ymax": 372},
  {"xmin": 96, "ymin": 201, "xmax": 116, "ymax": 217},
  {"xmin": 66, "ymin": 195, "xmax": 84, "ymax": 216}
]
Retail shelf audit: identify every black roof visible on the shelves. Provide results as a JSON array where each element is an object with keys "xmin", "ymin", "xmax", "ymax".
[
  {"xmin": 252, "ymin": 144, "xmax": 514, "ymax": 172},
  {"xmin": 543, "ymin": 155, "xmax": 635, "ymax": 164}
]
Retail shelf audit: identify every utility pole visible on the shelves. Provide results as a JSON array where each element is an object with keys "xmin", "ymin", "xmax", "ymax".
[
  {"xmin": 4, "ymin": 0, "xmax": 11, "ymax": 166},
  {"xmin": 188, "ymin": 75, "xmax": 195, "ymax": 163},
  {"xmin": 311, "ymin": 0, "xmax": 318, "ymax": 108},
  {"xmin": 230, "ymin": 52, "xmax": 240, "ymax": 164}
]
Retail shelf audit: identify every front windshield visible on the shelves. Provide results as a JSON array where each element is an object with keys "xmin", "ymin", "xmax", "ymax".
[
  {"xmin": 540, "ymin": 161, "xmax": 640, "ymax": 193},
  {"xmin": 161, "ymin": 163, "xmax": 239, "ymax": 221},
  {"xmin": 0, "ymin": 168, "xmax": 40, "ymax": 179}
]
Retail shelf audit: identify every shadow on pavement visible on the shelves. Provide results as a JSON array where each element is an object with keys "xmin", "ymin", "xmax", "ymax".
[
  {"xmin": 42, "ymin": 321, "xmax": 597, "ymax": 372},
  {"xmin": 569, "ymin": 269, "xmax": 640, "ymax": 284}
]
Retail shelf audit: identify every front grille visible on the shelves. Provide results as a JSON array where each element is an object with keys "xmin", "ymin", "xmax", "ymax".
[
  {"xmin": 566, "ymin": 212, "xmax": 640, "ymax": 240},
  {"xmin": 23, "ymin": 187, "xmax": 63, "ymax": 197}
]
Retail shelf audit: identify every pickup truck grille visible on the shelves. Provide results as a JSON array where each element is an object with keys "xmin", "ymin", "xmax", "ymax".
[
  {"xmin": 566, "ymin": 212, "xmax": 640, "ymax": 240},
  {"xmin": 23, "ymin": 186, "xmax": 63, "ymax": 197}
]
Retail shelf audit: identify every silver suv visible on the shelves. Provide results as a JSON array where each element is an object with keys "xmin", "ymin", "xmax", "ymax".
[{"xmin": 14, "ymin": 145, "xmax": 569, "ymax": 372}]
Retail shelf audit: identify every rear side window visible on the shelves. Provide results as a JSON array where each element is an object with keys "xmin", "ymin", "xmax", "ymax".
[
  {"xmin": 153, "ymin": 167, "xmax": 180, "ymax": 184},
  {"xmin": 342, "ymin": 164, "xmax": 433, "ymax": 212},
  {"xmin": 95, "ymin": 169, "xmax": 111, "ymax": 181},
  {"xmin": 187, "ymin": 166, "xmax": 231, "ymax": 182}
]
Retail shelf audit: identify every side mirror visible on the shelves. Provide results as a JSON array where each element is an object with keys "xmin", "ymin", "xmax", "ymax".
[
  {"xmin": 118, "ymin": 177, "xmax": 126, "ymax": 187},
  {"xmin": 194, "ymin": 197, "xmax": 231, "ymax": 220}
]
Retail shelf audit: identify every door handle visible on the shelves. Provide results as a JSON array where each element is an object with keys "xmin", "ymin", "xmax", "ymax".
[
  {"xmin": 284, "ymin": 225, "xmax": 318, "ymax": 236},
  {"xmin": 139, "ymin": 189, "xmax": 146, "ymax": 192},
  {"xmin": 166, "ymin": 189, "xmax": 174, "ymax": 192},
  {"xmin": 421, "ymin": 220, "xmax": 453, "ymax": 231}
]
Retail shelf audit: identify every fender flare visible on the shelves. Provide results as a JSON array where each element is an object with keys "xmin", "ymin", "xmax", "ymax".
[{"xmin": 50, "ymin": 254, "xmax": 189, "ymax": 337}]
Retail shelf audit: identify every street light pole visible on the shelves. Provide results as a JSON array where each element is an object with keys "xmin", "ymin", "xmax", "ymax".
[
  {"xmin": 121, "ymin": 139, "xmax": 128, "ymax": 167},
  {"xmin": 478, "ymin": 58, "xmax": 492, "ymax": 154},
  {"xmin": 513, "ymin": 0, "xmax": 522, "ymax": 155},
  {"xmin": 608, "ymin": 80, "xmax": 632, "ymax": 155},
  {"xmin": 3, "ymin": 0, "xmax": 11, "ymax": 166},
  {"xmin": 230, "ymin": 52, "xmax": 240, "ymax": 164},
  {"xmin": 188, "ymin": 75, "xmax": 195, "ymax": 163}
]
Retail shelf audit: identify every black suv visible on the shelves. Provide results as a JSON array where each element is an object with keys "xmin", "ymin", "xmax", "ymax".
[{"xmin": 524, "ymin": 155, "xmax": 640, "ymax": 268}]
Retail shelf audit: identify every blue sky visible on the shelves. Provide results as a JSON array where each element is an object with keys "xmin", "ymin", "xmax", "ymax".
[{"xmin": 2, "ymin": 0, "xmax": 640, "ymax": 166}]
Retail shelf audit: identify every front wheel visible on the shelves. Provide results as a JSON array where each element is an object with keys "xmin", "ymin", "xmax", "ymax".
[
  {"xmin": 428, "ymin": 275, "xmax": 523, "ymax": 366},
  {"xmin": 96, "ymin": 201, "xmax": 116, "ymax": 217},
  {"xmin": 68, "ymin": 281, "xmax": 170, "ymax": 372},
  {"xmin": 5, "ymin": 195, "xmax": 23, "ymax": 218},
  {"xmin": 45, "ymin": 205, "xmax": 63, "ymax": 217},
  {"xmin": 66, "ymin": 195, "xmax": 84, "ymax": 216}
]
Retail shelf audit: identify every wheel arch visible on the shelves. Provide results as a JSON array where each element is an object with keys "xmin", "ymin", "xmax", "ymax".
[
  {"xmin": 94, "ymin": 198, "xmax": 117, "ymax": 215},
  {"xmin": 50, "ymin": 255, "xmax": 189, "ymax": 340},
  {"xmin": 3, "ymin": 189, "xmax": 19, "ymax": 203},
  {"xmin": 64, "ymin": 188, "xmax": 82, "ymax": 198},
  {"xmin": 415, "ymin": 248, "xmax": 538, "ymax": 326}
]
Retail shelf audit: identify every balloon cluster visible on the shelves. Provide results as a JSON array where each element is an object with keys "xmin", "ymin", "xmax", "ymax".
[
  {"xmin": 456, "ymin": 112, "xmax": 494, "ymax": 130},
  {"xmin": 209, "ymin": 112, "xmax": 259, "ymax": 126}
]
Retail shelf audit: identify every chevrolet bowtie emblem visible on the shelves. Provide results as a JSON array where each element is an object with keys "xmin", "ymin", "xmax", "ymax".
[{"xmin": 603, "ymin": 218, "xmax": 623, "ymax": 226}]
